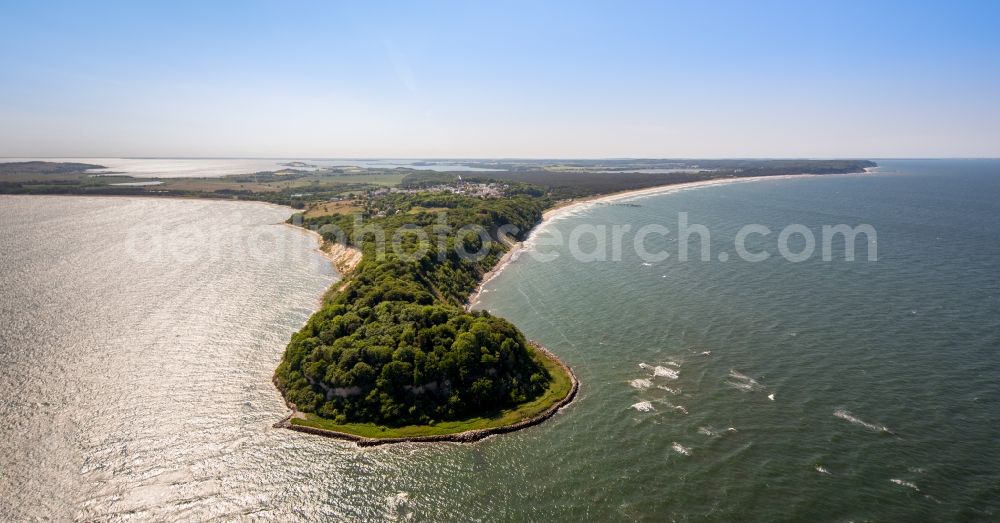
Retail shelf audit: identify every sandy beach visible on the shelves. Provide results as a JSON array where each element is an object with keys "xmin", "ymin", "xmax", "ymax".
[{"xmin": 468, "ymin": 170, "xmax": 871, "ymax": 309}]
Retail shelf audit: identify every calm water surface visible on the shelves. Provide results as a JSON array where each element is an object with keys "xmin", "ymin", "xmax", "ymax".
[
  {"xmin": 2, "ymin": 160, "xmax": 999, "ymax": 521},
  {"xmin": 0, "ymin": 158, "xmax": 502, "ymax": 177}
]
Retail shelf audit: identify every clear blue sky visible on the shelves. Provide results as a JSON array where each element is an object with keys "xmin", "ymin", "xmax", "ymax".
[{"xmin": 1, "ymin": 1, "xmax": 998, "ymax": 158}]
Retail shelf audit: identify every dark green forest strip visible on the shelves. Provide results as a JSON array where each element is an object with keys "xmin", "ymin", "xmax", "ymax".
[
  {"xmin": 273, "ymin": 193, "xmax": 570, "ymax": 436},
  {"xmin": 275, "ymin": 343, "xmax": 577, "ymax": 445}
]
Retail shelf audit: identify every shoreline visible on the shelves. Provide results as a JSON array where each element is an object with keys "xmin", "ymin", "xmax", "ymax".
[
  {"xmin": 275, "ymin": 228, "xmax": 574, "ymax": 446},
  {"xmin": 542, "ymin": 170, "xmax": 871, "ymax": 221},
  {"xmin": 467, "ymin": 170, "xmax": 871, "ymax": 309},
  {"xmin": 282, "ymin": 223, "xmax": 363, "ymax": 278},
  {"xmin": 0, "ymin": 192, "xmax": 301, "ymax": 215},
  {"xmin": 273, "ymin": 341, "xmax": 578, "ymax": 446},
  {"xmin": 277, "ymin": 168, "xmax": 870, "ymax": 443},
  {"xmin": 7, "ymin": 194, "xmax": 365, "ymax": 279}
]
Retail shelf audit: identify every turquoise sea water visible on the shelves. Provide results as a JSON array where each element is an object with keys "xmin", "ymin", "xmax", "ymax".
[
  {"xmin": 473, "ymin": 160, "xmax": 1000, "ymax": 520},
  {"xmin": 1, "ymin": 161, "xmax": 998, "ymax": 521}
]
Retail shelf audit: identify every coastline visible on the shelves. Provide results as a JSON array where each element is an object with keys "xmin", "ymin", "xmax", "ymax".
[
  {"xmin": 283, "ymin": 223, "xmax": 363, "ymax": 278},
  {"xmin": 0, "ymin": 191, "xmax": 293, "ymax": 209},
  {"xmin": 466, "ymin": 238, "xmax": 523, "ymax": 311},
  {"xmin": 541, "ymin": 171, "xmax": 870, "ymax": 221},
  {"xmin": 274, "ymin": 341, "xmax": 578, "ymax": 446},
  {"xmin": 276, "ymin": 168, "xmax": 870, "ymax": 443},
  {"xmin": 467, "ymin": 170, "xmax": 872, "ymax": 309},
  {"xmin": 276, "ymin": 227, "xmax": 576, "ymax": 446},
  {"xmin": 0, "ymin": 194, "xmax": 366, "ymax": 278}
]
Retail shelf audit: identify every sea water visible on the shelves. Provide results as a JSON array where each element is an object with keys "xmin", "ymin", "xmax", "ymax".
[{"xmin": 1, "ymin": 160, "xmax": 998, "ymax": 520}]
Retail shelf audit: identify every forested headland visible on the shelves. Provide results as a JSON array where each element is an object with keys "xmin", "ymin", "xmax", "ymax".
[
  {"xmin": 0, "ymin": 158, "xmax": 876, "ymax": 437},
  {"xmin": 272, "ymin": 193, "xmax": 565, "ymax": 430},
  {"xmin": 272, "ymin": 159, "xmax": 876, "ymax": 437}
]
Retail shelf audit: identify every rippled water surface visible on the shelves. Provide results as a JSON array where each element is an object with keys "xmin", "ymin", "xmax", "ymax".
[
  {"xmin": 474, "ymin": 160, "xmax": 1000, "ymax": 521},
  {"xmin": 2, "ymin": 160, "xmax": 1000, "ymax": 521}
]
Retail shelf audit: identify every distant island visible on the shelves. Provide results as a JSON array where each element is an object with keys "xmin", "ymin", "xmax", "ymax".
[
  {"xmin": 0, "ymin": 158, "xmax": 876, "ymax": 443},
  {"xmin": 278, "ymin": 161, "xmax": 317, "ymax": 169}
]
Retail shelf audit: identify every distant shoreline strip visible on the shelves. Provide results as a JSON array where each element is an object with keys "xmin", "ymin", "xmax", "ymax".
[{"xmin": 467, "ymin": 169, "xmax": 873, "ymax": 308}]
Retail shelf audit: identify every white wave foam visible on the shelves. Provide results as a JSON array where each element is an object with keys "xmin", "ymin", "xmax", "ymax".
[
  {"xmin": 641, "ymin": 262, "xmax": 653, "ymax": 267},
  {"xmin": 671, "ymin": 404, "xmax": 688, "ymax": 415},
  {"xmin": 727, "ymin": 369, "xmax": 764, "ymax": 392},
  {"xmin": 726, "ymin": 380, "xmax": 754, "ymax": 392},
  {"xmin": 815, "ymin": 465, "xmax": 831, "ymax": 475},
  {"xmin": 768, "ymin": 393, "xmax": 775, "ymax": 401},
  {"xmin": 384, "ymin": 491, "xmax": 412, "ymax": 521},
  {"xmin": 700, "ymin": 350, "xmax": 712, "ymax": 355},
  {"xmin": 652, "ymin": 366, "xmax": 679, "ymax": 379},
  {"xmin": 630, "ymin": 378, "xmax": 653, "ymax": 390},
  {"xmin": 697, "ymin": 426, "xmax": 737, "ymax": 437},
  {"xmin": 639, "ymin": 362, "xmax": 679, "ymax": 379},
  {"xmin": 728, "ymin": 369, "xmax": 759, "ymax": 385},
  {"xmin": 890, "ymin": 478, "xmax": 919, "ymax": 491},
  {"xmin": 656, "ymin": 385, "xmax": 680, "ymax": 394},
  {"xmin": 671, "ymin": 442, "xmax": 691, "ymax": 456},
  {"xmin": 663, "ymin": 360, "xmax": 682, "ymax": 368},
  {"xmin": 631, "ymin": 401, "xmax": 655, "ymax": 412},
  {"xmin": 833, "ymin": 409, "xmax": 891, "ymax": 433}
]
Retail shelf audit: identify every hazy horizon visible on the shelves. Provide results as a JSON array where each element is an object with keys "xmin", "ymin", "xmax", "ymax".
[
  {"xmin": 2, "ymin": 1, "xmax": 998, "ymax": 158},
  {"xmin": 6, "ymin": 155, "xmax": 1000, "ymax": 161}
]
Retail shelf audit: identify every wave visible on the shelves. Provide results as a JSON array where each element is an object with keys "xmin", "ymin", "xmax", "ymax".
[
  {"xmin": 653, "ymin": 366, "xmax": 679, "ymax": 379},
  {"xmin": 631, "ymin": 401, "xmax": 655, "ymax": 412},
  {"xmin": 727, "ymin": 369, "xmax": 764, "ymax": 392},
  {"xmin": 698, "ymin": 426, "xmax": 737, "ymax": 437},
  {"xmin": 890, "ymin": 478, "xmax": 919, "ymax": 491},
  {"xmin": 668, "ymin": 403, "xmax": 688, "ymax": 415},
  {"xmin": 384, "ymin": 491, "xmax": 412, "ymax": 520},
  {"xmin": 815, "ymin": 465, "xmax": 831, "ymax": 475},
  {"xmin": 728, "ymin": 369, "xmax": 759, "ymax": 386},
  {"xmin": 672, "ymin": 442, "xmax": 692, "ymax": 456},
  {"xmin": 630, "ymin": 378, "xmax": 653, "ymax": 390},
  {"xmin": 656, "ymin": 385, "xmax": 680, "ymax": 394},
  {"xmin": 639, "ymin": 362, "xmax": 680, "ymax": 380},
  {"xmin": 725, "ymin": 380, "xmax": 754, "ymax": 392},
  {"xmin": 833, "ymin": 409, "xmax": 892, "ymax": 433}
]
